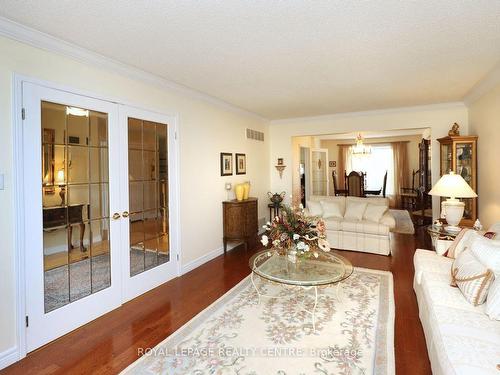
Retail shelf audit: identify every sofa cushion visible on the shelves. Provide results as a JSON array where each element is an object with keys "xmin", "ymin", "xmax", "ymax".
[
  {"xmin": 309, "ymin": 195, "xmax": 346, "ymax": 216},
  {"xmin": 323, "ymin": 217, "xmax": 342, "ymax": 231},
  {"xmin": 470, "ymin": 235, "xmax": 500, "ymax": 275},
  {"xmin": 414, "ymin": 249, "xmax": 453, "ymax": 285},
  {"xmin": 418, "ymin": 270, "xmax": 500, "ymax": 374},
  {"xmin": 306, "ymin": 200, "xmax": 323, "ymax": 216},
  {"xmin": 379, "ymin": 211, "xmax": 396, "ymax": 229},
  {"xmin": 451, "ymin": 250, "xmax": 494, "ymax": 306},
  {"xmin": 446, "ymin": 228, "xmax": 476, "ymax": 259},
  {"xmin": 344, "ymin": 201, "xmax": 367, "ymax": 221},
  {"xmin": 486, "ymin": 278, "xmax": 500, "ymax": 321},
  {"xmin": 363, "ymin": 204, "xmax": 388, "ymax": 223},
  {"xmin": 320, "ymin": 200, "xmax": 343, "ymax": 219},
  {"xmin": 341, "ymin": 219, "xmax": 390, "ymax": 235},
  {"xmin": 346, "ymin": 196, "xmax": 389, "ymax": 207}
]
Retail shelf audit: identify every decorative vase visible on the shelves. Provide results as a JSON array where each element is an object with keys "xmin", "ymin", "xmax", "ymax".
[
  {"xmin": 242, "ymin": 182, "xmax": 250, "ymax": 200},
  {"xmin": 235, "ymin": 184, "xmax": 244, "ymax": 201}
]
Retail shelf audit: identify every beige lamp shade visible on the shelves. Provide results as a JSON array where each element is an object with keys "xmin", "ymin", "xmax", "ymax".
[{"xmin": 429, "ymin": 172, "xmax": 477, "ymax": 199}]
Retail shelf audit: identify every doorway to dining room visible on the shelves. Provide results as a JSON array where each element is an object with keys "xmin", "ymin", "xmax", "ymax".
[{"xmin": 291, "ymin": 128, "xmax": 432, "ymax": 216}]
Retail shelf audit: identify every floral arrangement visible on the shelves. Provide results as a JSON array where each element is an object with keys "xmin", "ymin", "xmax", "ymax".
[{"xmin": 260, "ymin": 204, "xmax": 330, "ymax": 261}]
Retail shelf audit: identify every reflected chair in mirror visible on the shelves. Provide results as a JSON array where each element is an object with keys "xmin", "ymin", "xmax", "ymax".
[
  {"xmin": 346, "ymin": 171, "xmax": 365, "ymax": 197},
  {"xmin": 332, "ymin": 170, "xmax": 347, "ymax": 196},
  {"xmin": 400, "ymin": 169, "xmax": 420, "ymax": 209}
]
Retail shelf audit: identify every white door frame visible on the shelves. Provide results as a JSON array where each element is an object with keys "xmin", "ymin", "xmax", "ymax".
[{"xmin": 11, "ymin": 74, "xmax": 181, "ymax": 361}]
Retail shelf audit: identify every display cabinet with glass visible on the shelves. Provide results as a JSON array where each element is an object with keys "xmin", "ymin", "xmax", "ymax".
[{"xmin": 437, "ymin": 135, "xmax": 478, "ymax": 227}]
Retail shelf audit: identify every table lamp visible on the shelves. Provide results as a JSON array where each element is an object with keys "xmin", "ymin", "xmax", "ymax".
[{"xmin": 429, "ymin": 171, "xmax": 477, "ymax": 232}]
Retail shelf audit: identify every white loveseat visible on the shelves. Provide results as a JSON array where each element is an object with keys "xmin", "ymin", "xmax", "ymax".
[
  {"xmin": 306, "ymin": 195, "xmax": 396, "ymax": 256},
  {"xmin": 414, "ymin": 232, "xmax": 500, "ymax": 375}
]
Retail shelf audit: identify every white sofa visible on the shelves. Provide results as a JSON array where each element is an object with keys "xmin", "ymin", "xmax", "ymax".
[
  {"xmin": 307, "ymin": 195, "xmax": 396, "ymax": 256},
  {"xmin": 414, "ymin": 245, "xmax": 500, "ymax": 374}
]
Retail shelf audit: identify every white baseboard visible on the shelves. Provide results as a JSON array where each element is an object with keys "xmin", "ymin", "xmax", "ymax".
[
  {"xmin": 180, "ymin": 216, "xmax": 267, "ymax": 276},
  {"xmin": 181, "ymin": 243, "xmax": 239, "ymax": 275},
  {"xmin": 0, "ymin": 346, "xmax": 19, "ymax": 370}
]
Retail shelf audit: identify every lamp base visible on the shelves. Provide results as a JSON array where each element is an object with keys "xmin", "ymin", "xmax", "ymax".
[
  {"xmin": 444, "ymin": 225, "xmax": 462, "ymax": 233},
  {"xmin": 441, "ymin": 198, "xmax": 465, "ymax": 229}
]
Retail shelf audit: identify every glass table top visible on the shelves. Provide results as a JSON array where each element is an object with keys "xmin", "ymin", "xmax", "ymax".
[
  {"xmin": 426, "ymin": 225, "xmax": 462, "ymax": 238},
  {"xmin": 249, "ymin": 249, "xmax": 353, "ymax": 286}
]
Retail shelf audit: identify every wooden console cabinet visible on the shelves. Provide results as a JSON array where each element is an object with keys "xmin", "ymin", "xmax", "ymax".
[{"xmin": 223, "ymin": 198, "xmax": 258, "ymax": 253}]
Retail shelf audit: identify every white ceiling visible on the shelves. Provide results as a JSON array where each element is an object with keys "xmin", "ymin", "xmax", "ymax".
[{"xmin": 1, "ymin": 1, "xmax": 500, "ymax": 120}]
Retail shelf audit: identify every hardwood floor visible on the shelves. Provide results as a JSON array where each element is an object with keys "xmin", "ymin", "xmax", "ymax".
[{"xmin": 2, "ymin": 228, "xmax": 432, "ymax": 375}]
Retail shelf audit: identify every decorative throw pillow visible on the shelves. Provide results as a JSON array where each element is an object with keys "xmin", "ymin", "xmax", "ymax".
[
  {"xmin": 320, "ymin": 201, "xmax": 343, "ymax": 219},
  {"xmin": 486, "ymin": 278, "xmax": 500, "ymax": 320},
  {"xmin": 446, "ymin": 228, "xmax": 475, "ymax": 259},
  {"xmin": 344, "ymin": 202, "xmax": 367, "ymax": 221},
  {"xmin": 306, "ymin": 201, "xmax": 323, "ymax": 217},
  {"xmin": 363, "ymin": 204, "xmax": 388, "ymax": 223},
  {"xmin": 451, "ymin": 250, "xmax": 494, "ymax": 306},
  {"xmin": 470, "ymin": 235, "xmax": 500, "ymax": 275}
]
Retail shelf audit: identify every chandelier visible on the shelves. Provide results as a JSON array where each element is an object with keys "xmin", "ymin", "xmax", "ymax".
[{"xmin": 349, "ymin": 133, "xmax": 372, "ymax": 156}]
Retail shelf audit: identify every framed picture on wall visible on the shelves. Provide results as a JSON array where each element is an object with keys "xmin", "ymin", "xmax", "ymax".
[
  {"xmin": 235, "ymin": 153, "xmax": 246, "ymax": 175},
  {"xmin": 220, "ymin": 152, "xmax": 233, "ymax": 176}
]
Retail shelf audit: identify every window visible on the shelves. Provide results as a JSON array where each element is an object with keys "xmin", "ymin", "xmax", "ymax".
[{"xmin": 348, "ymin": 144, "xmax": 394, "ymax": 195}]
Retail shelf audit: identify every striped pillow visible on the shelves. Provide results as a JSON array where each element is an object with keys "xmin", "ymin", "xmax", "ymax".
[
  {"xmin": 486, "ymin": 278, "xmax": 500, "ymax": 320},
  {"xmin": 451, "ymin": 250, "xmax": 494, "ymax": 306},
  {"xmin": 446, "ymin": 228, "xmax": 475, "ymax": 258}
]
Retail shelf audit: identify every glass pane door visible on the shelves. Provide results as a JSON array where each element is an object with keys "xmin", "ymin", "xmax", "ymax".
[
  {"xmin": 128, "ymin": 118, "xmax": 169, "ymax": 277},
  {"xmin": 456, "ymin": 142, "xmax": 474, "ymax": 220},
  {"xmin": 42, "ymin": 102, "xmax": 111, "ymax": 312},
  {"xmin": 311, "ymin": 149, "xmax": 329, "ymax": 196},
  {"xmin": 24, "ymin": 82, "xmax": 122, "ymax": 352}
]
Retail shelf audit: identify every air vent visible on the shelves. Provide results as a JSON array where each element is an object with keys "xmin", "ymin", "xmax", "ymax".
[{"xmin": 246, "ymin": 128, "xmax": 264, "ymax": 142}]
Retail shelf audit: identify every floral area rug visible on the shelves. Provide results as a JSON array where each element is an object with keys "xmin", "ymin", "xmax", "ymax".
[{"xmin": 122, "ymin": 267, "xmax": 394, "ymax": 375}]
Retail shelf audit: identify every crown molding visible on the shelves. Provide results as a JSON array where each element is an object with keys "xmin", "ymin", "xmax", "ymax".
[
  {"xmin": 270, "ymin": 102, "xmax": 466, "ymax": 125},
  {"xmin": 0, "ymin": 16, "xmax": 268, "ymax": 122},
  {"xmin": 463, "ymin": 60, "xmax": 500, "ymax": 105}
]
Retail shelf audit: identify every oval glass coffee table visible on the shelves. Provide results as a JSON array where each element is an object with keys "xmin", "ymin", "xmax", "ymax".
[{"xmin": 249, "ymin": 249, "xmax": 353, "ymax": 332}]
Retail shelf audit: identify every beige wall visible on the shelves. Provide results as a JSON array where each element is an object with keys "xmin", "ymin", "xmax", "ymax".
[
  {"xmin": 468, "ymin": 82, "xmax": 500, "ymax": 229},
  {"xmin": 0, "ymin": 36, "xmax": 269, "ymax": 356},
  {"xmin": 319, "ymin": 134, "xmax": 424, "ymax": 195},
  {"xmin": 269, "ymin": 105, "xmax": 469, "ymax": 216}
]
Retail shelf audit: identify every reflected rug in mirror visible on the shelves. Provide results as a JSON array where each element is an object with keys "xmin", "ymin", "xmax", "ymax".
[{"xmin": 122, "ymin": 267, "xmax": 394, "ymax": 375}]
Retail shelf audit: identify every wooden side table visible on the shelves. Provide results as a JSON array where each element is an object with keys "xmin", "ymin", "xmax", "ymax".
[
  {"xmin": 222, "ymin": 198, "xmax": 258, "ymax": 253},
  {"xmin": 267, "ymin": 203, "xmax": 282, "ymax": 221}
]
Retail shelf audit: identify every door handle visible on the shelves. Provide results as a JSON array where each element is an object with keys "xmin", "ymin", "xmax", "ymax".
[
  {"xmin": 122, "ymin": 211, "xmax": 129, "ymax": 218},
  {"xmin": 112, "ymin": 212, "xmax": 121, "ymax": 220}
]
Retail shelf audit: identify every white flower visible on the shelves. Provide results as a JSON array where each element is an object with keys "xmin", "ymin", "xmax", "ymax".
[
  {"xmin": 261, "ymin": 235, "xmax": 269, "ymax": 246},
  {"xmin": 266, "ymin": 221, "xmax": 271, "ymax": 226},
  {"xmin": 274, "ymin": 216, "xmax": 280, "ymax": 222},
  {"xmin": 262, "ymin": 225, "xmax": 268, "ymax": 229},
  {"xmin": 293, "ymin": 234, "xmax": 300, "ymax": 241},
  {"xmin": 313, "ymin": 252, "xmax": 319, "ymax": 258},
  {"xmin": 304, "ymin": 244, "xmax": 310, "ymax": 252},
  {"xmin": 318, "ymin": 238, "xmax": 331, "ymax": 252},
  {"xmin": 296, "ymin": 241, "xmax": 306, "ymax": 250},
  {"xmin": 299, "ymin": 204, "xmax": 304, "ymax": 210}
]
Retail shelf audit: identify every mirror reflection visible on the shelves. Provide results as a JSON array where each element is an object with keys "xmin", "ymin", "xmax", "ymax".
[{"xmin": 42, "ymin": 101, "xmax": 111, "ymax": 313}]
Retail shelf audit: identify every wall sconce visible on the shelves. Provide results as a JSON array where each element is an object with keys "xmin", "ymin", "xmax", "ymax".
[{"xmin": 275, "ymin": 158, "xmax": 286, "ymax": 179}]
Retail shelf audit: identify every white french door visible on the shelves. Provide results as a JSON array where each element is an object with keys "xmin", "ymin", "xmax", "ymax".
[
  {"xmin": 119, "ymin": 106, "xmax": 179, "ymax": 302},
  {"xmin": 22, "ymin": 82, "xmax": 179, "ymax": 352},
  {"xmin": 23, "ymin": 82, "xmax": 122, "ymax": 351}
]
